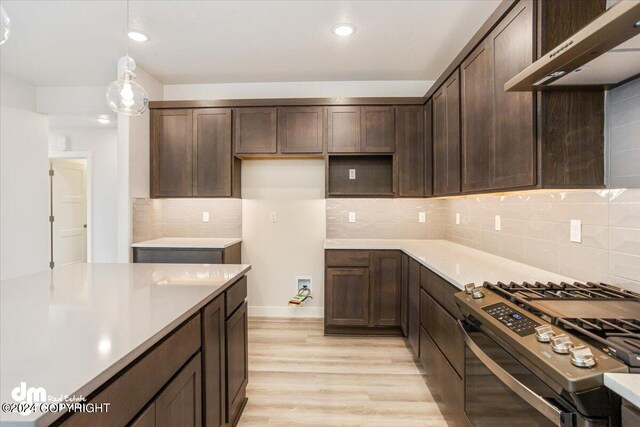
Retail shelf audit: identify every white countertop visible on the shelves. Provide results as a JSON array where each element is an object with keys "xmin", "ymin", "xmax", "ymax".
[
  {"xmin": 131, "ymin": 237, "xmax": 242, "ymax": 249},
  {"xmin": 325, "ymin": 239, "xmax": 574, "ymax": 290},
  {"xmin": 0, "ymin": 262, "xmax": 250, "ymax": 426},
  {"xmin": 604, "ymin": 373, "xmax": 640, "ymax": 408}
]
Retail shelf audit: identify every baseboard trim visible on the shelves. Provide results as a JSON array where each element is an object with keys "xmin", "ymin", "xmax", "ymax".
[{"xmin": 248, "ymin": 305, "xmax": 324, "ymax": 318}]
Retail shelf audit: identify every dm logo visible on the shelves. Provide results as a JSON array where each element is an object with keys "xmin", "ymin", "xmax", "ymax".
[{"xmin": 11, "ymin": 382, "xmax": 47, "ymax": 415}]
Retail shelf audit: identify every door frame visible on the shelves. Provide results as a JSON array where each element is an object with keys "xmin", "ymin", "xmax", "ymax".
[{"xmin": 49, "ymin": 151, "xmax": 94, "ymax": 263}]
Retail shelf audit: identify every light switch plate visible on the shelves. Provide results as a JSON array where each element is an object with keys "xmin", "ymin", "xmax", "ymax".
[
  {"xmin": 419, "ymin": 212, "xmax": 426, "ymax": 223},
  {"xmin": 455, "ymin": 213, "xmax": 461, "ymax": 225},
  {"xmin": 348, "ymin": 212, "xmax": 356, "ymax": 223},
  {"xmin": 202, "ymin": 212, "xmax": 210, "ymax": 223},
  {"xmin": 270, "ymin": 212, "xmax": 278, "ymax": 223},
  {"xmin": 494, "ymin": 215, "xmax": 501, "ymax": 231},
  {"xmin": 570, "ymin": 219, "xmax": 582, "ymax": 243},
  {"xmin": 349, "ymin": 169, "xmax": 356, "ymax": 180}
]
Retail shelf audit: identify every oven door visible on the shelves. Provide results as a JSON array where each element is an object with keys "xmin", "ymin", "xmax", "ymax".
[{"xmin": 459, "ymin": 319, "xmax": 577, "ymax": 427}]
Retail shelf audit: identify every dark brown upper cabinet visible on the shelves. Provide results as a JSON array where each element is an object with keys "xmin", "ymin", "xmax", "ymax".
[
  {"xmin": 424, "ymin": 100, "xmax": 433, "ymax": 196},
  {"xmin": 361, "ymin": 106, "xmax": 395, "ymax": 153},
  {"xmin": 151, "ymin": 109, "xmax": 193, "ymax": 198},
  {"xmin": 396, "ymin": 106, "xmax": 425, "ymax": 197},
  {"xmin": 277, "ymin": 107, "xmax": 324, "ymax": 154},
  {"xmin": 234, "ymin": 107, "xmax": 277, "ymax": 154},
  {"xmin": 151, "ymin": 108, "xmax": 236, "ymax": 198},
  {"xmin": 327, "ymin": 106, "xmax": 361, "ymax": 153},
  {"xmin": 432, "ymin": 70, "xmax": 461, "ymax": 196}
]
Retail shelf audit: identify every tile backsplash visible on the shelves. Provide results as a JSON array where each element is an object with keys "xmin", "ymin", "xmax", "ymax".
[
  {"xmin": 132, "ymin": 198, "xmax": 242, "ymax": 243},
  {"xmin": 326, "ymin": 198, "xmax": 448, "ymax": 239}
]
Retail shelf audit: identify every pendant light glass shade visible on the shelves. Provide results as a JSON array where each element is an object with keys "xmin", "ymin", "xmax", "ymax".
[
  {"xmin": 0, "ymin": 6, "xmax": 10, "ymax": 45},
  {"xmin": 106, "ymin": 56, "xmax": 149, "ymax": 116}
]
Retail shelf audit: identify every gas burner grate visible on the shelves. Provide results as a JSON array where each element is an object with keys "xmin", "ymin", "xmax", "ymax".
[
  {"xmin": 484, "ymin": 281, "xmax": 640, "ymax": 301},
  {"xmin": 557, "ymin": 317, "xmax": 640, "ymax": 339}
]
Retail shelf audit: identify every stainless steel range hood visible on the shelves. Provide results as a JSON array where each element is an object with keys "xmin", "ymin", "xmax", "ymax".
[{"xmin": 505, "ymin": 0, "xmax": 640, "ymax": 91}]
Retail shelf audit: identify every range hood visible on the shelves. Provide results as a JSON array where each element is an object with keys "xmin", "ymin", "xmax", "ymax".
[{"xmin": 505, "ymin": 0, "xmax": 640, "ymax": 91}]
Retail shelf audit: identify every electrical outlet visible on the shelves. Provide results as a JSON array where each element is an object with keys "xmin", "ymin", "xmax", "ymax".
[
  {"xmin": 570, "ymin": 219, "xmax": 582, "ymax": 243},
  {"xmin": 455, "ymin": 213, "xmax": 461, "ymax": 225},
  {"xmin": 202, "ymin": 212, "xmax": 210, "ymax": 223},
  {"xmin": 418, "ymin": 212, "xmax": 426, "ymax": 223},
  {"xmin": 349, "ymin": 169, "xmax": 356, "ymax": 180},
  {"xmin": 270, "ymin": 212, "xmax": 277, "ymax": 223},
  {"xmin": 494, "ymin": 215, "xmax": 501, "ymax": 231},
  {"xmin": 348, "ymin": 212, "xmax": 356, "ymax": 223}
]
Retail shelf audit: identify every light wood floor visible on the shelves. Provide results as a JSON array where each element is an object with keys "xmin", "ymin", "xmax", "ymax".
[{"xmin": 238, "ymin": 318, "xmax": 449, "ymax": 427}]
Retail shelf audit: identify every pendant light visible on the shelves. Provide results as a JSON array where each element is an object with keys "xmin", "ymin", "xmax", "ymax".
[
  {"xmin": 0, "ymin": 5, "xmax": 10, "ymax": 45},
  {"xmin": 106, "ymin": 0, "xmax": 148, "ymax": 116}
]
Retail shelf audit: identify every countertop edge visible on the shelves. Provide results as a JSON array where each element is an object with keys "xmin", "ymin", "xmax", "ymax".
[
  {"xmin": 604, "ymin": 373, "xmax": 640, "ymax": 409},
  {"xmin": 38, "ymin": 265, "xmax": 251, "ymax": 427},
  {"xmin": 131, "ymin": 238, "xmax": 242, "ymax": 249}
]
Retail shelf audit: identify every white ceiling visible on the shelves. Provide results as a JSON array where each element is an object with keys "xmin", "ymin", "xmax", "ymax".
[{"xmin": 1, "ymin": 0, "xmax": 501, "ymax": 87}]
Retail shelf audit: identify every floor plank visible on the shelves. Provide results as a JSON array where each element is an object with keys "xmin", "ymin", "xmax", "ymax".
[{"xmin": 238, "ymin": 318, "xmax": 449, "ymax": 427}]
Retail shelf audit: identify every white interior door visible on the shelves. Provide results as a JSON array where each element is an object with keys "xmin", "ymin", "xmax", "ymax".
[{"xmin": 51, "ymin": 159, "xmax": 87, "ymax": 266}]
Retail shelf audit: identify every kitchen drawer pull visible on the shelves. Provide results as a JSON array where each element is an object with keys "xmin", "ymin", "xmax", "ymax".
[{"xmin": 458, "ymin": 320, "xmax": 569, "ymax": 427}]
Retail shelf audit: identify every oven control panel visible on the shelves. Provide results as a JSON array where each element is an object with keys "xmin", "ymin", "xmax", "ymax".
[{"xmin": 482, "ymin": 303, "xmax": 540, "ymax": 336}]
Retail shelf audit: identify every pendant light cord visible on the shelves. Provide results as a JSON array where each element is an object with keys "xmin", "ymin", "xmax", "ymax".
[{"xmin": 126, "ymin": 0, "xmax": 130, "ymax": 57}]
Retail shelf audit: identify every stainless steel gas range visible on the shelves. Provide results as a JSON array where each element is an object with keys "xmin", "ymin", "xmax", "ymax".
[{"xmin": 455, "ymin": 281, "xmax": 639, "ymax": 427}]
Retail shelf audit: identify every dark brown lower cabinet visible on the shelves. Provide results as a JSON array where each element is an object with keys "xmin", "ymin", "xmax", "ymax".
[
  {"xmin": 130, "ymin": 404, "xmax": 156, "ymax": 427},
  {"xmin": 203, "ymin": 297, "xmax": 226, "ymax": 427},
  {"xmin": 370, "ymin": 251, "xmax": 402, "ymax": 326},
  {"xmin": 407, "ymin": 258, "xmax": 421, "ymax": 355},
  {"xmin": 325, "ymin": 268, "xmax": 371, "ymax": 327},
  {"xmin": 133, "ymin": 243, "xmax": 242, "ymax": 265},
  {"xmin": 400, "ymin": 253, "xmax": 409, "ymax": 335},
  {"xmin": 226, "ymin": 302, "xmax": 249, "ymax": 425},
  {"xmin": 155, "ymin": 354, "xmax": 202, "ymax": 427}
]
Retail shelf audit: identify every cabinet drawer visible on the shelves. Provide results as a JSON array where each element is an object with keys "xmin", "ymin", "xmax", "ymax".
[
  {"xmin": 420, "ymin": 289, "xmax": 464, "ymax": 377},
  {"xmin": 62, "ymin": 315, "xmax": 201, "ymax": 426},
  {"xmin": 326, "ymin": 250, "xmax": 370, "ymax": 267},
  {"xmin": 225, "ymin": 276, "xmax": 247, "ymax": 318},
  {"xmin": 421, "ymin": 267, "xmax": 461, "ymax": 318}
]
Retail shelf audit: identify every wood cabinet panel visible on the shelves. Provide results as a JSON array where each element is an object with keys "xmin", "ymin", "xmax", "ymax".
[
  {"xmin": 325, "ymin": 268, "xmax": 370, "ymax": 326},
  {"xmin": 422, "ymin": 267, "xmax": 461, "ymax": 318},
  {"xmin": 396, "ymin": 106, "xmax": 425, "ymax": 197},
  {"xmin": 278, "ymin": 107, "xmax": 324, "ymax": 153},
  {"xmin": 234, "ymin": 107, "xmax": 277, "ymax": 154},
  {"xmin": 421, "ymin": 290, "xmax": 464, "ymax": 377},
  {"xmin": 400, "ymin": 253, "xmax": 409, "ymax": 336},
  {"xmin": 433, "ymin": 70, "xmax": 461, "ymax": 196},
  {"xmin": 370, "ymin": 251, "xmax": 402, "ymax": 327},
  {"xmin": 327, "ymin": 155, "xmax": 394, "ymax": 197},
  {"xmin": 326, "ymin": 250, "xmax": 370, "ymax": 268},
  {"xmin": 361, "ymin": 106, "xmax": 395, "ymax": 153},
  {"xmin": 328, "ymin": 106, "xmax": 361, "ymax": 153},
  {"xmin": 193, "ymin": 109, "xmax": 232, "ymax": 197},
  {"xmin": 151, "ymin": 109, "xmax": 193, "ymax": 197},
  {"xmin": 225, "ymin": 276, "xmax": 247, "ymax": 318},
  {"xmin": 156, "ymin": 353, "xmax": 202, "ymax": 427},
  {"xmin": 226, "ymin": 302, "xmax": 248, "ymax": 425},
  {"xmin": 203, "ymin": 297, "xmax": 225, "ymax": 427},
  {"xmin": 130, "ymin": 404, "xmax": 155, "ymax": 427},
  {"xmin": 407, "ymin": 257, "xmax": 421, "ymax": 355},
  {"xmin": 133, "ymin": 248, "xmax": 223, "ymax": 264},
  {"xmin": 424, "ymin": 100, "xmax": 433, "ymax": 197}
]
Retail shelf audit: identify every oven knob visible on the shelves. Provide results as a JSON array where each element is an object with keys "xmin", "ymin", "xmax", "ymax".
[
  {"xmin": 471, "ymin": 289, "xmax": 485, "ymax": 299},
  {"xmin": 534, "ymin": 325, "xmax": 556, "ymax": 343},
  {"xmin": 570, "ymin": 345, "xmax": 597, "ymax": 368},
  {"xmin": 551, "ymin": 334, "xmax": 574, "ymax": 354}
]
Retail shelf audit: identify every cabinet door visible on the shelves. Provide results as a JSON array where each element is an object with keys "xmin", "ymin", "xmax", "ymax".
[
  {"xmin": 226, "ymin": 302, "xmax": 248, "ymax": 425},
  {"xmin": 424, "ymin": 100, "xmax": 433, "ymax": 197},
  {"xmin": 156, "ymin": 353, "xmax": 202, "ymax": 427},
  {"xmin": 193, "ymin": 109, "xmax": 232, "ymax": 197},
  {"xmin": 400, "ymin": 254, "xmax": 409, "ymax": 336},
  {"xmin": 407, "ymin": 258, "xmax": 421, "ymax": 355},
  {"xmin": 278, "ymin": 107, "xmax": 324, "ymax": 153},
  {"xmin": 234, "ymin": 107, "xmax": 277, "ymax": 154},
  {"xmin": 461, "ymin": 37, "xmax": 493, "ymax": 192},
  {"xmin": 490, "ymin": 0, "xmax": 535, "ymax": 189},
  {"xmin": 325, "ymin": 268, "xmax": 370, "ymax": 326},
  {"xmin": 151, "ymin": 109, "xmax": 193, "ymax": 197},
  {"xmin": 203, "ymin": 297, "xmax": 225, "ymax": 427},
  {"xmin": 432, "ymin": 70, "xmax": 461, "ymax": 196},
  {"xmin": 361, "ymin": 106, "xmax": 395, "ymax": 153},
  {"xmin": 370, "ymin": 251, "xmax": 402, "ymax": 327},
  {"xmin": 396, "ymin": 106, "xmax": 425, "ymax": 197},
  {"xmin": 130, "ymin": 404, "xmax": 155, "ymax": 427},
  {"xmin": 327, "ymin": 106, "xmax": 361, "ymax": 153}
]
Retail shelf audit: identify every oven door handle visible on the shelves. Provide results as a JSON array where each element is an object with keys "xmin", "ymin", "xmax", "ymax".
[{"xmin": 458, "ymin": 320, "xmax": 570, "ymax": 427}]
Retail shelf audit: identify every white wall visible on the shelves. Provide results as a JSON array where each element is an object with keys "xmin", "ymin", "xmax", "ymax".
[
  {"xmin": 0, "ymin": 106, "xmax": 50, "ymax": 280},
  {"xmin": 49, "ymin": 129, "xmax": 118, "ymax": 262},
  {"xmin": 242, "ymin": 160, "xmax": 326, "ymax": 318},
  {"xmin": 0, "ymin": 74, "xmax": 37, "ymax": 111},
  {"xmin": 164, "ymin": 80, "xmax": 433, "ymax": 100}
]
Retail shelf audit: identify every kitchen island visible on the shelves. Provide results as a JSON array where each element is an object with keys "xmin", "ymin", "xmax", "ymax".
[
  {"xmin": 0, "ymin": 262, "xmax": 250, "ymax": 426},
  {"xmin": 132, "ymin": 237, "xmax": 242, "ymax": 264}
]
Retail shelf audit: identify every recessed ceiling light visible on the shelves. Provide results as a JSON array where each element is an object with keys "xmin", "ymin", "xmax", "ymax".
[
  {"xmin": 97, "ymin": 116, "xmax": 111, "ymax": 125},
  {"xmin": 333, "ymin": 24, "xmax": 355, "ymax": 37},
  {"xmin": 127, "ymin": 31, "xmax": 149, "ymax": 42}
]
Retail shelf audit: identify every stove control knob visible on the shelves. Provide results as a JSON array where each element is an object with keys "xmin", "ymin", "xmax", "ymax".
[
  {"xmin": 551, "ymin": 334, "xmax": 573, "ymax": 354},
  {"xmin": 570, "ymin": 345, "xmax": 597, "ymax": 368},
  {"xmin": 535, "ymin": 325, "xmax": 555, "ymax": 343},
  {"xmin": 471, "ymin": 289, "xmax": 485, "ymax": 299}
]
